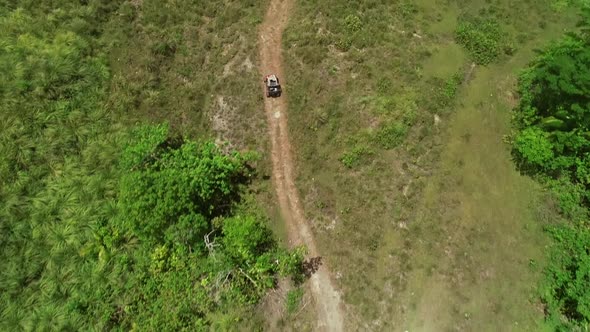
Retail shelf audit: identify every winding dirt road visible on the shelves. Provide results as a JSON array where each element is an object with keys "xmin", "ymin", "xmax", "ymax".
[{"xmin": 258, "ymin": 1, "xmax": 344, "ymax": 331}]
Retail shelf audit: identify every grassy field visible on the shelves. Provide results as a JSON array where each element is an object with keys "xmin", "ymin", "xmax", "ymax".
[
  {"xmin": 104, "ymin": 0, "xmax": 268, "ymax": 153},
  {"xmin": 283, "ymin": 0, "xmax": 578, "ymax": 330},
  {"xmin": 398, "ymin": 42, "xmax": 571, "ymax": 332}
]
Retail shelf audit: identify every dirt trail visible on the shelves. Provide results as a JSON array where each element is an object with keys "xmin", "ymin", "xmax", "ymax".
[{"xmin": 258, "ymin": 1, "xmax": 344, "ymax": 331}]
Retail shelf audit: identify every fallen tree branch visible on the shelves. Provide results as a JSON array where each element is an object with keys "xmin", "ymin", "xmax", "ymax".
[{"xmin": 238, "ymin": 268, "xmax": 258, "ymax": 288}]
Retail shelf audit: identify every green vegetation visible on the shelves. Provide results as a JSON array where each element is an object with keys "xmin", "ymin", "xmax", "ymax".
[
  {"xmin": 2, "ymin": 0, "xmax": 588, "ymax": 330},
  {"xmin": 284, "ymin": 0, "xmax": 579, "ymax": 330},
  {"xmin": 286, "ymin": 288, "xmax": 304, "ymax": 314},
  {"xmin": 112, "ymin": 125, "xmax": 304, "ymax": 330},
  {"xmin": 511, "ymin": 10, "xmax": 590, "ymax": 329},
  {"xmin": 513, "ymin": 15, "xmax": 590, "ymax": 182},
  {"xmin": 340, "ymin": 144, "xmax": 373, "ymax": 168},
  {"xmin": 0, "ymin": 1, "xmax": 299, "ymax": 330},
  {"xmin": 456, "ymin": 17, "xmax": 504, "ymax": 64},
  {"xmin": 104, "ymin": 0, "xmax": 266, "ymax": 149},
  {"xmin": 376, "ymin": 121, "xmax": 409, "ymax": 149}
]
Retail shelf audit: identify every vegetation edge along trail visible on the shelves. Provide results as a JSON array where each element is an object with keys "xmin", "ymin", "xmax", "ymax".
[{"xmin": 258, "ymin": 0, "xmax": 344, "ymax": 330}]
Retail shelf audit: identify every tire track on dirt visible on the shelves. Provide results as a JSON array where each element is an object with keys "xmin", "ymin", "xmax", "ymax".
[{"xmin": 258, "ymin": 1, "xmax": 344, "ymax": 331}]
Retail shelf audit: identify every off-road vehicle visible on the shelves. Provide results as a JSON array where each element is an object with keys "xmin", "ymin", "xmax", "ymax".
[{"xmin": 264, "ymin": 74, "xmax": 282, "ymax": 97}]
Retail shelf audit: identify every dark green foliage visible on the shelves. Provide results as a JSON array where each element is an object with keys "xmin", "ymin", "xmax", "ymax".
[
  {"xmin": 98, "ymin": 126, "xmax": 302, "ymax": 330},
  {"xmin": 119, "ymin": 124, "xmax": 255, "ymax": 241},
  {"xmin": 456, "ymin": 17, "xmax": 504, "ymax": 65},
  {"xmin": 511, "ymin": 10, "xmax": 590, "ymax": 330},
  {"xmin": 516, "ymin": 39, "xmax": 590, "ymax": 133},
  {"xmin": 513, "ymin": 13, "xmax": 590, "ymax": 187}
]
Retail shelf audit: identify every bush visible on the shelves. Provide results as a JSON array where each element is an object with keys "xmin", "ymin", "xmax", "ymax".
[
  {"xmin": 542, "ymin": 224, "xmax": 590, "ymax": 328},
  {"xmin": 376, "ymin": 122, "xmax": 408, "ymax": 149},
  {"xmin": 513, "ymin": 127, "xmax": 555, "ymax": 170},
  {"xmin": 117, "ymin": 126, "xmax": 304, "ymax": 328},
  {"xmin": 547, "ymin": 178, "xmax": 589, "ymax": 221},
  {"xmin": 512, "ymin": 25, "xmax": 590, "ymax": 183},
  {"xmin": 344, "ymin": 14, "xmax": 362, "ymax": 33},
  {"xmin": 455, "ymin": 18, "xmax": 503, "ymax": 65},
  {"xmin": 340, "ymin": 144, "xmax": 372, "ymax": 168},
  {"xmin": 119, "ymin": 125, "xmax": 255, "ymax": 241}
]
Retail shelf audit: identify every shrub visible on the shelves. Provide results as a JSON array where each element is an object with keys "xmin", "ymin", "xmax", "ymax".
[
  {"xmin": 376, "ymin": 122, "xmax": 408, "ymax": 149},
  {"xmin": 513, "ymin": 127, "xmax": 554, "ymax": 170},
  {"xmin": 340, "ymin": 144, "xmax": 372, "ymax": 168},
  {"xmin": 443, "ymin": 73, "xmax": 463, "ymax": 100},
  {"xmin": 542, "ymin": 223, "xmax": 590, "ymax": 328},
  {"xmin": 455, "ymin": 18, "xmax": 503, "ymax": 65},
  {"xmin": 546, "ymin": 178, "xmax": 588, "ymax": 221},
  {"xmin": 344, "ymin": 14, "xmax": 362, "ymax": 33}
]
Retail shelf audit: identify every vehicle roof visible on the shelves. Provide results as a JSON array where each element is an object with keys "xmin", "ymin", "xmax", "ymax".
[{"xmin": 266, "ymin": 74, "xmax": 280, "ymax": 86}]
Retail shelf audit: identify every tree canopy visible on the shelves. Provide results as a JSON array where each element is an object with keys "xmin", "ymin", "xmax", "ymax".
[{"xmin": 513, "ymin": 13, "xmax": 590, "ymax": 186}]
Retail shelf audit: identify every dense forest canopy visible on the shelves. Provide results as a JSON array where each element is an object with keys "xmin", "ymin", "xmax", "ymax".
[
  {"xmin": 512, "ymin": 9, "xmax": 590, "ymax": 330},
  {"xmin": 0, "ymin": 1, "xmax": 300, "ymax": 330}
]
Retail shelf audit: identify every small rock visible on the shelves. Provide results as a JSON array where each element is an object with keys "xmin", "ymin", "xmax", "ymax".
[{"xmin": 434, "ymin": 114, "xmax": 441, "ymax": 126}]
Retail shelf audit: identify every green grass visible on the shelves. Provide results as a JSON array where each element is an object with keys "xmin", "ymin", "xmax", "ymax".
[
  {"xmin": 340, "ymin": 144, "xmax": 373, "ymax": 168},
  {"xmin": 422, "ymin": 42, "xmax": 467, "ymax": 78},
  {"xmin": 286, "ymin": 288, "xmax": 304, "ymax": 314},
  {"xmin": 105, "ymin": 0, "xmax": 267, "ymax": 152},
  {"xmin": 283, "ymin": 0, "xmax": 578, "ymax": 329},
  {"xmin": 401, "ymin": 62, "xmax": 556, "ymax": 332}
]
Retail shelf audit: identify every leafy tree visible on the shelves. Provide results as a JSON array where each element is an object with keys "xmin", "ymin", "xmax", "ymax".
[
  {"xmin": 513, "ymin": 12, "xmax": 590, "ymax": 184},
  {"xmin": 112, "ymin": 125, "xmax": 303, "ymax": 329},
  {"xmin": 222, "ymin": 215, "xmax": 273, "ymax": 264},
  {"xmin": 119, "ymin": 124, "xmax": 255, "ymax": 241}
]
